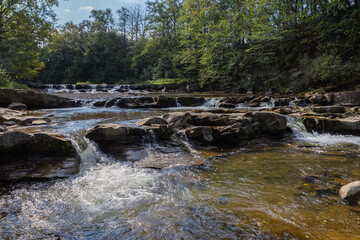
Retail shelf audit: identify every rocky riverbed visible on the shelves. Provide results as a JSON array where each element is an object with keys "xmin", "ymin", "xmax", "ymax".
[{"xmin": 1, "ymin": 87, "xmax": 360, "ymax": 239}]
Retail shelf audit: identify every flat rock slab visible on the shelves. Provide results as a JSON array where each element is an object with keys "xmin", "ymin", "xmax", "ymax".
[{"xmin": 0, "ymin": 88, "xmax": 76, "ymax": 109}]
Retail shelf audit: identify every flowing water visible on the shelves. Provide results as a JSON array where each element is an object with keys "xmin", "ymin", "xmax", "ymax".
[{"xmin": 1, "ymin": 106, "xmax": 360, "ymax": 239}]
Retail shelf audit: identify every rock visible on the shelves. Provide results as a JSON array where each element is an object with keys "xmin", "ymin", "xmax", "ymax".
[
  {"xmin": 0, "ymin": 130, "xmax": 79, "ymax": 181},
  {"xmin": 0, "ymin": 108, "xmax": 51, "ymax": 127},
  {"xmin": 246, "ymin": 111, "xmax": 288, "ymax": 134},
  {"xmin": 137, "ymin": 117, "xmax": 168, "ymax": 126},
  {"xmin": 117, "ymin": 97, "xmax": 155, "ymax": 108},
  {"xmin": 330, "ymin": 91, "xmax": 360, "ymax": 106},
  {"xmin": 155, "ymin": 95, "xmax": 177, "ymax": 108},
  {"xmin": 8, "ymin": 102, "xmax": 27, "ymax": 110},
  {"xmin": 312, "ymin": 106, "xmax": 346, "ymax": 114},
  {"xmin": 129, "ymin": 84, "xmax": 144, "ymax": 91},
  {"xmin": 177, "ymin": 97, "xmax": 206, "ymax": 107},
  {"xmin": 0, "ymin": 125, "xmax": 5, "ymax": 132},
  {"xmin": 339, "ymin": 181, "xmax": 360, "ymax": 204},
  {"xmin": 248, "ymin": 101, "xmax": 260, "ymax": 107},
  {"xmin": 31, "ymin": 120, "xmax": 48, "ymax": 125},
  {"xmin": 302, "ymin": 116, "xmax": 360, "ymax": 135},
  {"xmin": 86, "ymin": 124, "xmax": 147, "ymax": 144},
  {"xmin": 162, "ymin": 112, "xmax": 193, "ymax": 128},
  {"xmin": 219, "ymin": 103, "xmax": 237, "ymax": 108},
  {"xmin": 0, "ymin": 89, "xmax": 75, "ymax": 109},
  {"xmin": 93, "ymin": 100, "xmax": 107, "ymax": 107},
  {"xmin": 186, "ymin": 84, "xmax": 202, "ymax": 92},
  {"xmin": 186, "ymin": 126, "xmax": 214, "ymax": 143},
  {"xmin": 274, "ymin": 98, "xmax": 291, "ymax": 107}
]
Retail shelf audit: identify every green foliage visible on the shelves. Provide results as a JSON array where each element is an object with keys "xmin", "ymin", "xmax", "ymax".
[
  {"xmin": 147, "ymin": 78, "xmax": 188, "ymax": 85},
  {"xmin": 0, "ymin": 69, "xmax": 29, "ymax": 90},
  {"xmin": 32, "ymin": 0, "xmax": 360, "ymax": 93},
  {"xmin": 0, "ymin": 0, "xmax": 58, "ymax": 80}
]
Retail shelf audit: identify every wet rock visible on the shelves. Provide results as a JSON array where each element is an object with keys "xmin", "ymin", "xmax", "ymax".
[
  {"xmin": 0, "ymin": 108, "xmax": 51, "ymax": 127},
  {"xmin": 177, "ymin": 97, "xmax": 206, "ymax": 107},
  {"xmin": 312, "ymin": 106, "xmax": 346, "ymax": 114},
  {"xmin": 93, "ymin": 100, "xmax": 107, "ymax": 107},
  {"xmin": 302, "ymin": 116, "xmax": 360, "ymax": 135},
  {"xmin": 162, "ymin": 112, "xmax": 193, "ymax": 129},
  {"xmin": 339, "ymin": 181, "xmax": 360, "ymax": 204},
  {"xmin": 186, "ymin": 126, "xmax": 214, "ymax": 143},
  {"xmin": 155, "ymin": 95, "xmax": 177, "ymax": 108},
  {"xmin": 0, "ymin": 125, "xmax": 5, "ymax": 132},
  {"xmin": 191, "ymin": 112, "xmax": 236, "ymax": 126},
  {"xmin": 219, "ymin": 103, "xmax": 237, "ymax": 108},
  {"xmin": 0, "ymin": 89, "xmax": 76, "ymax": 109},
  {"xmin": 75, "ymin": 84, "xmax": 92, "ymax": 90},
  {"xmin": 248, "ymin": 101, "xmax": 260, "ymax": 107},
  {"xmin": 0, "ymin": 130, "xmax": 79, "ymax": 181},
  {"xmin": 137, "ymin": 117, "xmax": 168, "ymax": 126},
  {"xmin": 117, "ymin": 97, "xmax": 155, "ymax": 108},
  {"xmin": 129, "ymin": 84, "xmax": 144, "ymax": 91},
  {"xmin": 86, "ymin": 124, "xmax": 147, "ymax": 144},
  {"xmin": 274, "ymin": 98, "xmax": 291, "ymax": 107},
  {"xmin": 8, "ymin": 102, "xmax": 27, "ymax": 110},
  {"xmin": 246, "ymin": 111, "xmax": 288, "ymax": 134}
]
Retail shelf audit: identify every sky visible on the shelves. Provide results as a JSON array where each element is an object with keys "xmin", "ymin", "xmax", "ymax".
[{"xmin": 54, "ymin": 0, "xmax": 146, "ymax": 25}]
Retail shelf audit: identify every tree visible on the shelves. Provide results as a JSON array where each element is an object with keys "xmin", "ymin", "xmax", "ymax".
[{"xmin": 0, "ymin": 0, "xmax": 58, "ymax": 80}]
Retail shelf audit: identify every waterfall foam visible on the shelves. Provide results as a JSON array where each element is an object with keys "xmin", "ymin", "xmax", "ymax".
[{"xmin": 286, "ymin": 116, "xmax": 360, "ymax": 145}]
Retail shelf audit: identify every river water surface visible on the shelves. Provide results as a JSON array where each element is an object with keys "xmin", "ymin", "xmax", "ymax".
[{"xmin": 1, "ymin": 105, "xmax": 360, "ymax": 239}]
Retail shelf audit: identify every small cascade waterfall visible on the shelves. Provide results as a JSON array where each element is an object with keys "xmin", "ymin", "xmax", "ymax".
[
  {"xmin": 286, "ymin": 115, "xmax": 360, "ymax": 145},
  {"xmin": 203, "ymin": 98, "xmax": 222, "ymax": 108},
  {"xmin": 175, "ymin": 98, "xmax": 182, "ymax": 107},
  {"xmin": 172, "ymin": 130, "xmax": 200, "ymax": 157}
]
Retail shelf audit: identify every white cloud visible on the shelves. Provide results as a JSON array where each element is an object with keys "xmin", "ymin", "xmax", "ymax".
[
  {"xmin": 79, "ymin": 6, "xmax": 94, "ymax": 11},
  {"xmin": 64, "ymin": 9, "xmax": 73, "ymax": 13}
]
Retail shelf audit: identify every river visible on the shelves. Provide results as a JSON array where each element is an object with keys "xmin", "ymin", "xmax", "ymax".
[{"xmin": 1, "ymin": 101, "xmax": 360, "ymax": 239}]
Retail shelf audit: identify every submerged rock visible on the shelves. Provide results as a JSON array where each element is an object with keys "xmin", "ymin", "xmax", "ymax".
[
  {"xmin": 0, "ymin": 130, "xmax": 79, "ymax": 181},
  {"xmin": 339, "ymin": 181, "xmax": 360, "ymax": 204}
]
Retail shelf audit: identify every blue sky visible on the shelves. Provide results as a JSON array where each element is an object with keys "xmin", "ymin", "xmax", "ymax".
[{"xmin": 54, "ymin": 0, "xmax": 146, "ymax": 25}]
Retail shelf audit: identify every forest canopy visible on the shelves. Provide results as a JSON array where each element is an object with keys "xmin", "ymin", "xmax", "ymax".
[{"xmin": 1, "ymin": 0, "xmax": 360, "ymax": 93}]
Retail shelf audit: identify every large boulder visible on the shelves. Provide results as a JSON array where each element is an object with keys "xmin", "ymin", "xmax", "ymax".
[
  {"xmin": 246, "ymin": 111, "xmax": 288, "ymax": 134},
  {"xmin": 162, "ymin": 112, "xmax": 193, "ymax": 128},
  {"xmin": 0, "ymin": 130, "xmax": 79, "ymax": 181},
  {"xmin": 339, "ymin": 181, "xmax": 360, "ymax": 204},
  {"xmin": 0, "ymin": 89, "xmax": 76, "ymax": 109},
  {"xmin": 86, "ymin": 124, "xmax": 147, "ymax": 144}
]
